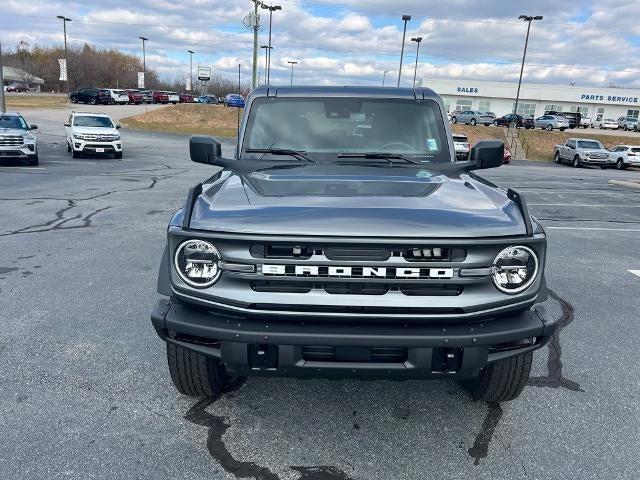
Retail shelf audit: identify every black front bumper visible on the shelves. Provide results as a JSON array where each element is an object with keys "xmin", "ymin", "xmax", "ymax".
[{"xmin": 151, "ymin": 299, "xmax": 558, "ymax": 379}]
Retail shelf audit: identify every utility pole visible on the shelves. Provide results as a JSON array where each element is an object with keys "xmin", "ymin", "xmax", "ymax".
[
  {"xmin": 0, "ymin": 40, "xmax": 5, "ymax": 113},
  {"xmin": 397, "ymin": 15, "xmax": 411, "ymax": 87},
  {"xmin": 57, "ymin": 15, "xmax": 72, "ymax": 101},
  {"xmin": 188, "ymin": 50, "xmax": 194, "ymax": 91},
  {"xmin": 250, "ymin": 0, "xmax": 261, "ymax": 90},
  {"xmin": 514, "ymin": 15, "xmax": 543, "ymax": 115},
  {"xmin": 411, "ymin": 36, "xmax": 422, "ymax": 88},
  {"xmin": 261, "ymin": 3, "xmax": 281, "ymax": 84},
  {"xmin": 139, "ymin": 36, "xmax": 148, "ymax": 88},
  {"xmin": 288, "ymin": 61, "xmax": 297, "ymax": 85}
]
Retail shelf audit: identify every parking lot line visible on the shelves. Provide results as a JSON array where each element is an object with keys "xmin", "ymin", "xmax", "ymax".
[
  {"xmin": 48, "ymin": 160, "xmax": 97, "ymax": 165},
  {"xmin": 546, "ymin": 226, "xmax": 640, "ymax": 232},
  {"xmin": 629, "ymin": 270, "xmax": 640, "ymax": 278},
  {"xmin": 529, "ymin": 203, "xmax": 640, "ymax": 207},
  {"xmin": 0, "ymin": 167, "xmax": 45, "ymax": 170}
]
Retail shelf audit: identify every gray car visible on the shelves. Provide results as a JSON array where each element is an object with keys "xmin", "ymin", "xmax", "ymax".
[
  {"xmin": 534, "ymin": 114, "xmax": 569, "ymax": 131},
  {"xmin": 0, "ymin": 112, "xmax": 39, "ymax": 165},
  {"xmin": 617, "ymin": 116, "xmax": 638, "ymax": 131},
  {"xmin": 450, "ymin": 110, "xmax": 495, "ymax": 126}
]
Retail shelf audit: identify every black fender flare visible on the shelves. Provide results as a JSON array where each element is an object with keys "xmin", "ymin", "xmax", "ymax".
[{"xmin": 157, "ymin": 245, "xmax": 171, "ymax": 296}]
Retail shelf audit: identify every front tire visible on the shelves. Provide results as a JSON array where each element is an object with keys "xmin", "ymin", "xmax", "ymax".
[
  {"xmin": 167, "ymin": 343, "xmax": 229, "ymax": 397},
  {"xmin": 28, "ymin": 154, "xmax": 39, "ymax": 166},
  {"xmin": 573, "ymin": 155, "xmax": 581, "ymax": 168},
  {"xmin": 462, "ymin": 352, "xmax": 532, "ymax": 402},
  {"xmin": 114, "ymin": 152, "xmax": 123, "ymax": 159},
  {"xmin": 616, "ymin": 158, "xmax": 625, "ymax": 170},
  {"xmin": 90, "ymin": 98, "xmax": 97, "ymax": 105},
  {"xmin": 546, "ymin": 124, "xmax": 553, "ymax": 131},
  {"xmin": 451, "ymin": 116, "xmax": 457, "ymax": 124},
  {"xmin": 470, "ymin": 118, "xmax": 477, "ymax": 126},
  {"xmin": 554, "ymin": 152, "xmax": 561, "ymax": 163},
  {"xmin": 493, "ymin": 120, "xmax": 498, "ymax": 126},
  {"xmin": 72, "ymin": 150, "xmax": 81, "ymax": 159}
]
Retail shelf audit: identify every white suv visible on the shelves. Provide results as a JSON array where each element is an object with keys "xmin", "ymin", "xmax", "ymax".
[
  {"xmin": 64, "ymin": 112, "xmax": 123, "ymax": 159},
  {"xmin": 106, "ymin": 89, "xmax": 129, "ymax": 105}
]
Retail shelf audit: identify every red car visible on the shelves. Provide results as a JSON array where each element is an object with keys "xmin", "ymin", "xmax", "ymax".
[
  {"xmin": 503, "ymin": 147, "xmax": 512, "ymax": 164},
  {"xmin": 151, "ymin": 91, "xmax": 169, "ymax": 104},
  {"xmin": 179, "ymin": 93, "xmax": 194, "ymax": 103},
  {"xmin": 125, "ymin": 90, "xmax": 144, "ymax": 105}
]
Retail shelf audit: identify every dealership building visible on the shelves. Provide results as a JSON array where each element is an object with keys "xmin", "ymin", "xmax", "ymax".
[{"xmin": 420, "ymin": 78, "xmax": 640, "ymax": 121}]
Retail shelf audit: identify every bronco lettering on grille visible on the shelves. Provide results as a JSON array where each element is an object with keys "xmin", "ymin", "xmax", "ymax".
[{"xmin": 261, "ymin": 264, "xmax": 454, "ymax": 279}]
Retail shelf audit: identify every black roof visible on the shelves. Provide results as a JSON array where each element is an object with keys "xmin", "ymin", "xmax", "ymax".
[{"xmin": 251, "ymin": 85, "xmax": 440, "ymax": 100}]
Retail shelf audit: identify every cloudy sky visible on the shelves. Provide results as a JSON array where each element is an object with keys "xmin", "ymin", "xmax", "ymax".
[{"xmin": 2, "ymin": 0, "xmax": 640, "ymax": 88}]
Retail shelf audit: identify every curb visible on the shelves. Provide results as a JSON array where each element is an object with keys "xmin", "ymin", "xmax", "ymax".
[{"xmin": 608, "ymin": 179, "xmax": 640, "ymax": 189}]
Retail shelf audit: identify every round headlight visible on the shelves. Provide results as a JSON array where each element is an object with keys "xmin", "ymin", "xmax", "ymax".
[
  {"xmin": 174, "ymin": 240, "xmax": 222, "ymax": 288},
  {"xmin": 491, "ymin": 246, "xmax": 538, "ymax": 294}
]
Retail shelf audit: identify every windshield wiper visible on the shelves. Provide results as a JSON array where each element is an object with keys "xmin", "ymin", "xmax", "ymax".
[
  {"xmin": 245, "ymin": 148, "xmax": 317, "ymax": 163},
  {"xmin": 337, "ymin": 152, "xmax": 422, "ymax": 164}
]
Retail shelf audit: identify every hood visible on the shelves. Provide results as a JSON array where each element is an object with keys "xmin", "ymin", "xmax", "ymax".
[
  {"xmin": 0, "ymin": 128, "xmax": 27, "ymax": 135},
  {"xmin": 188, "ymin": 164, "xmax": 526, "ymax": 238}
]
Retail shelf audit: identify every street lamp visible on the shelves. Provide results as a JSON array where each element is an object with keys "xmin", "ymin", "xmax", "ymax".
[
  {"xmin": 513, "ymin": 15, "xmax": 543, "ymax": 116},
  {"xmin": 382, "ymin": 69, "xmax": 389, "ymax": 87},
  {"xmin": 410, "ymin": 37, "xmax": 422, "ymax": 88},
  {"xmin": 287, "ymin": 61, "xmax": 298, "ymax": 85},
  {"xmin": 261, "ymin": 3, "xmax": 282, "ymax": 84},
  {"xmin": 187, "ymin": 50, "xmax": 194, "ymax": 92},
  {"xmin": 397, "ymin": 14, "xmax": 411, "ymax": 87},
  {"xmin": 139, "ymin": 36, "xmax": 148, "ymax": 88},
  {"xmin": 260, "ymin": 45, "xmax": 273, "ymax": 84},
  {"xmin": 57, "ymin": 15, "xmax": 72, "ymax": 100}
]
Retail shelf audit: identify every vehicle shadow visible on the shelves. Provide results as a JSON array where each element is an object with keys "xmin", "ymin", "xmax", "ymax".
[{"xmin": 185, "ymin": 377, "xmax": 504, "ymax": 479}]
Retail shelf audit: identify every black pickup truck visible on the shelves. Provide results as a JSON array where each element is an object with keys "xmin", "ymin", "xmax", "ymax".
[{"xmin": 151, "ymin": 86, "xmax": 557, "ymax": 403}]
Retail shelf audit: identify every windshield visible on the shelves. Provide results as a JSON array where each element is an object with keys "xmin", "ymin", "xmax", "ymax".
[
  {"xmin": 0, "ymin": 115, "xmax": 28, "ymax": 129},
  {"xmin": 242, "ymin": 97, "xmax": 450, "ymax": 162},
  {"xmin": 578, "ymin": 140, "xmax": 604, "ymax": 149},
  {"xmin": 73, "ymin": 116, "xmax": 114, "ymax": 128}
]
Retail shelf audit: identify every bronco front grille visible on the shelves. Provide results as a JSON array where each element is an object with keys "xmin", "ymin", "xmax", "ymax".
[
  {"xmin": 0, "ymin": 135, "xmax": 23, "ymax": 146},
  {"xmin": 251, "ymin": 281, "xmax": 462, "ymax": 296}
]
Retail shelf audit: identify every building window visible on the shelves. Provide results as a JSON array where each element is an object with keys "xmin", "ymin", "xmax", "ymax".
[
  {"xmin": 455, "ymin": 99, "xmax": 472, "ymax": 111},
  {"xmin": 627, "ymin": 109, "xmax": 639, "ymax": 119},
  {"xmin": 478, "ymin": 101, "xmax": 491, "ymax": 112},
  {"xmin": 597, "ymin": 107, "xmax": 605, "ymax": 114},
  {"xmin": 544, "ymin": 104, "xmax": 563, "ymax": 113},
  {"xmin": 512, "ymin": 102, "xmax": 536, "ymax": 116},
  {"xmin": 570, "ymin": 105, "xmax": 589, "ymax": 115}
]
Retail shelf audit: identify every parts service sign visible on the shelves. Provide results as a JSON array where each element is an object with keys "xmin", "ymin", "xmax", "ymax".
[{"xmin": 197, "ymin": 66, "xmax": 212, "ymax": 81}]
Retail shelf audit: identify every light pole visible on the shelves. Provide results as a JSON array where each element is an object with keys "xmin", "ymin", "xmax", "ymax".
[
  {"xmin": 411, "ymin": 37, "xmax": 422, "ymax": 88},
  {"xmin": 382, "ymin": 69, "xmax": 389, "ymax": 87},
  {"xmin": 187, "ymin": 50, "xmax": 194, "ymax": 92},
  {"xmin": 57, "ymin": 15, "xmax": 71, "ymax": 99},
  {"xmin": 288, "ymin": 61, "xmax": 297, "ymax": 85},
  {"xmin": 139, "ymin": 36, "xmax": 148, "ymax": 88},
  {"xmin": 397, "ymin": 14, "xmax": 411, "ymax": 87},
  {"xmin": 513, "ymin": 15, "xmax": 542, "ymax": 115},
  {"xmin": 260, "ymin": 45, "xmax": 272, "ymax": 84},
  {"xmin": 261, "ymin": 3, "xmax": 281, "ymax": 84}
]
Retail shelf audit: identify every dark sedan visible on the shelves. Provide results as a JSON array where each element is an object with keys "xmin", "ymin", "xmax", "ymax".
[
  {"xmin": 69, "ymin": 88, "xmax": 113, "ymax": 105},
  {"xmin": 493, "ymin": 114, "xmax": 534, "ymax": 129}
]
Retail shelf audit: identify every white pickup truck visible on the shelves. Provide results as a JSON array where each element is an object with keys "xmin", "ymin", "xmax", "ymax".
[{"xmin": 553, "ymin": 138, "xmax": 610, "ymax": 168}]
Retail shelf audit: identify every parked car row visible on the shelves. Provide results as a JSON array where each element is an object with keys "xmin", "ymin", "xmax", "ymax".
[
  {"xmin": 194, "ymin": 94, "xmax": 246, "ymax": 107},
  {"xmin": 69, "ymin": 88, "xmax": 196, "ymax": 105},
  {"xmin": 554, "ymin": 137, "xmax": 640, "ymax": 169},
  {"xmin": 3, "ymin": 83, "xmax": 30, "ymax": 92}
]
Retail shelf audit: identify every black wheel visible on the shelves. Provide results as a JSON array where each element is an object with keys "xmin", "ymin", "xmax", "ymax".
[
  {"xmin": 72, "ymin": 150, "xmax": 81, "ymax": 159},
  {"xmin": 554, "ymin": 151, "xmax": 561, "ymax": 163},
  {"xmin": 599, "ymin": 124, "xmax": 603, "ymax": 129},
  {"xmin": 559, "ymin": 128, "xmax": 566, "ymax": 131},
  {"xmin": 546, "ymin": 124, "xmax": 553, "ymax": 131},
  {"xmin": 114, "ymin": 152, "xmax": 123, "ymax": 159},
  {"xmin": 71, "ymin": 97, "xmax": 77, "ymax": 104},
  {"xmin": 616, "ymin": 158, "xmax": 625, "ymax": 170},
  {"xmin": 462, "ymin": 352, "xmax": 532, "ymax": 402},
  {"xmin": 167, "ymin": 343, "xmax": 229, "ymax": 397},
  {"xmin": 67, "ymin": 142, "xmax": 71, "ymax": 152},
  {"xmin": 28, "ymin": 154, "xmax": 39, "ymax": 166},
  {"xmin": 493, "ymin": 120, "xmax": 498, "ymax": 126},
  {"xmin": 470, "ymin": 118, "xmax": 477, "ymax": 126},
  {"xmin": 573, "ymin": 155, "xmax": 581, "ymax": 168},
  {"xmin": 451, "ymin": 116, "xmax": 457, "ymax": 124},
  {"xmin": 90, "ymin": 98, "xmax": 97, "ymax": 105}
]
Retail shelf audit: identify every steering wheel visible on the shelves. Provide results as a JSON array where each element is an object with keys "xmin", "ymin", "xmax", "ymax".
[{"xmin": 379, "ymin": 141, "xmax": 414, "ymax": 151}]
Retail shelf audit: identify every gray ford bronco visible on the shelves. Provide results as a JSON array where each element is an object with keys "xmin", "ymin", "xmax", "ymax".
[{"xmin": 151, "ymin": 86, "xmax": 557, "ymax": 402}]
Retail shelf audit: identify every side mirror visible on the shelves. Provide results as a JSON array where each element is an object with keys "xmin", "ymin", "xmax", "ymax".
[
  {"xmin": 190, "ymin": 135, "xmax": 222, "ymax": 165},
  {"xmin": 469, "ymin": 140, "xmax": 504, "ymax": 169},
  {"xmin": 64, "ymin": 123, "xmax": 71, "ymax": 127},
  {"xmin": 115, "ymin": 124, "xmax": 121, "ymax": 129},
  {"xmin": 30, "ymin": 124, "xmax": 38, "ymax": 130}
]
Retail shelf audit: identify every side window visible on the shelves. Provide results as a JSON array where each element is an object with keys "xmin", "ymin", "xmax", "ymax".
[{"xmin": 567, "ymin": 140, "xmax": 574, "ymax": 148}]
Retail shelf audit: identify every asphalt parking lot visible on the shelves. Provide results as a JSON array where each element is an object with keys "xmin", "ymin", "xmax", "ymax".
[{"xmin": 1, "ymin": 111, "xmax": 639, "ymax": 480}]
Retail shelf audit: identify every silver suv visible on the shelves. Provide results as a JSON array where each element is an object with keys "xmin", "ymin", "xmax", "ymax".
[
  {"xmin": 450, "ymin": 110, "xmax": 494, "ymax": 126},
  {"xmin": 0, "ymin": 112, "xmax": 39, "ymax": 165},
  {"xmin": 534, "ymin": 115, "xmax": 569, "ymax": 131}
]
